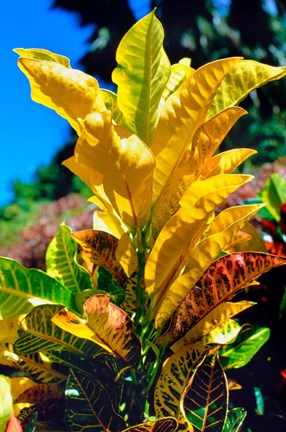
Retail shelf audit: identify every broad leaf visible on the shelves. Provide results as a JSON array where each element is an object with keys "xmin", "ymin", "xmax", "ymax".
[
  {"xmin": 0, "ymin": 258, "xmax": 74, "ymax": 319},
  {"xmin": 201, "ymin": 148, "xmax": 257, "ymax": 178},
  {"xmin": 14, "ymin": 382, "xmax": 64, "ymax": 404},
  {"xmin": 15, "ymin": 54, "xmax": 106, "ymax": 134},
  {"xmin": 154, "ymin": 343, "xmax": 205, "ymax": 426},
  {"xmin": 220, "ymin": 326, "xmax": 270, "ymax": 369},
  {"xmin": 0, "ymin": 375, "xmax": 12, "ymax": 432},
  {"xmin": 159, "ymin": 252, "xmax": 286, "ymax": 347},
  {"xmin": 112, "ymin": 9, "xmax": 170, "ymax": 145},
  {"xmin": 71, "ymin": 229, "xmax": 127, "ymax": 285},
  {"xmin": 16, "ymin": 353, "xmax": 67, "ymax": 384},
  {"xmin": 52, "ymin": 295, "xmax": 141, "ymax": 365},
  {"xmin": 65, "ymin": 369, "xmax": 126, "ymax": 432},
  {"xmin": 182, "ymin": 354, "xmax": 228, "ymax": 432},
  {"xmin": 46, "ymin": 223, "xmax": 92, "ymax": 295},
  {"xmin": 122, "ymin": 417, "xmax": 178, "ymax": 431},
  {"xmin": 75, "ymin": 112, "xmax": 155, "ymax": 229},
  {"xmin": 208, "ymin": 60, "xmax": 286, "ymax": 118}
]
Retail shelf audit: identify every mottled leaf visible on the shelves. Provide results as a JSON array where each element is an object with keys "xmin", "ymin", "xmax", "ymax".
[
  {"xmin": 71, "ymin": 229, "xmax": 127, "ymax": 285},
  {"xmin": 0, "ymin": 258, "xmax": 74, "ymax": 319},
  {"xmin": 46, "ymin": 223, "xmax": 92, "ymax": 295},
  {"xmin": 14, "ymin": 382, "xmax": 64, "ymax": 404},
  {"xmin": 154, "ymin": 343, "xmax": 205, "ymax": 425},
  {"xmin": 16, "ymin": 353, "xmax": 67, "ymax": 384},
  {"xmin": 112, "ymin": 9, "xmax": 171, "ymax": 145},
  {"xmin": 182, "ymin": 354, "xmax": 228, "ymax": 432},
  {"xmin": 222, "ymin": 407, "xmax": 247, "ymax": 432}
]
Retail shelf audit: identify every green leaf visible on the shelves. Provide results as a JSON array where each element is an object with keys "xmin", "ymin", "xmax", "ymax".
[
  {"xmin": 208, "ymin": 60, "xmax": 286, "ymax": 119},
  {"xmin": 220, "ymin": 326, "xmax": 270, "ymax": 369},
  {"xmin": 14, "ymin": 47, "xmax": 71, "ymax": 67},
  {"xmin": 183, "ymin": 354, "xmax": 228, "ymax": 432},
  {"xmin": 112, "ymin": 9, "xmax": 171, "ymax": 145},
  {"xmin": 0, "ymin": 375, "xmax": 12, "ymax": 432},
  {"xmin": 222, "ymin": 408, "xmax": 247, "ymax": 432},
  {"xmin": 46, "ymin": 223, "xmax": 92, "ymax": 295},
  {"xmin": 65, "ymin": 369, "xmax": 126, "ymax": 431},
  {"xmin": 0, "ymin": 257, "xmax": 74, "ymax": 319},
  {"xmin": 258, "ymin": 173, "xmax": 286, "ymax": 221}
]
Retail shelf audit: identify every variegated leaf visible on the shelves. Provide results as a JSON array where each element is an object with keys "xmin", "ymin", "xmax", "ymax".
[
  {"xmin": 159, "ymin": 252, "xmax": 286, "ymax": 348},
  {"xmin": 161, "ymin": 59, "xmax": 194, "ymax": 103},
  {"xmin": 154, "ymin": 204, "xmax": 262, "ymax": 328},
  {"xmin": 0, "ymin": 257, "xmax": 74, "ymax": 320},
  {"xmin": 222, "ymin": 407, "xmax": 247, "ymax": 432},
  {"xmin": 14, "ymin": 382, "xmax": 65, "ymax": 404},
  {"xmin": 122, "ymin": 417, "xmax": 178, "ymax": 432},
  {"xmin": 46, "ymin": 223, "xmax": 92, "ymax": 295},
  {"xmin": 121, "ymin": 273, "xmax": 137, "ymax": 317},
  {"xmin": 112, "ymin": 10, "xmax": 170, "ymax": 146},
  {"xmin": 71, "ymin": 229, "xmax": 127, "ymax": 286},
  {"xmin": 208, "ymin": 60, "xmax": 286, "ymax": 119},
  {"xmin": 53, "ymin": 295, "xmax": 141, "ymax": 365},
  {"xmin": 65, "ymin": 369, "xmax": 126, "ymax": 431},
  {"xmin": 182, "ymin": 354, "xmax": 228, "ymax": 431},
  {"xmin": 14, "ymin": 304, "xmax": 103, "ymax": 362},
  {"xmin": 17, "ymin": 352, "xmax": 67, "ymax": 383},
  {"xmin": 154, "ymin": 343, "xmax": 205, "ymax": 427}
]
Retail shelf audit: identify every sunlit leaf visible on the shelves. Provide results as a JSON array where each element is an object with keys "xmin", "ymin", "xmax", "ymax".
[
  {"xmin": 151, "ymin": 57, "xmax": 242, "ymax": 208},
  {"xmin": 146, "ymin": 175, "xmax": 253, "ymax": 303},
  {"xmin": 154, "ymin": 342, "xmax": 205, "ymax": 427},
  {"xmin": 0, "ymin": 375, "xmax": 12, "ymax": 432},
  {"xmin": 14, "ymin": 47, "xmax": 70, "ymax": 66},
  {"xmin": 71, "ymin": 229, "xmax": 127, "ymax": 285},
  {"xmin": 0, "ymin": 258, "xmax": 74, "ymax": 320},
  {"xmin": 112, "ymin": 9, "xmax": 170, "ymax": 145},
  {"xmin": 208, "ymin": 60, "xmax": 286, "ymax": 118},
  {"xmin": 75, "ymin": 112, "xmax": 155, "ymax": 229},
  {"xmin": 182, "ymin": 354, "xmax": 228, "ymax": 432},
  {"xmin": 17, "ymin": 352, "xmax": 67, "ymax": 384},
  {"xmin": 15, "ymin": 54, "xmax": 106, "ymax": 134},
  {"xmin": 202, "ymin": 319, "xmax": 242, "ymax": 346},
  {"xmin": 53, "ymin": 295, "xmax": 141, "ymax": 365},
  {"xmin": 220, "ymin": 326, "xmax": 270, "ymax": 369},
  {"xmin": 200, "ymin": 148, "xmax": 256, "ymax": 178},
  {"xmin": 46, "ymin": 223, "xmax": 92, "ymax": 295},
  {"xmin": 65, "ymin": 369, "xmax": 126, "ymax": 431},
  {"xmin": 122, "ymin": 417, "xmax": 178, "ymax": 431},
  {"xmin": 161, "ymin": 59, "xmax": 194, "ymax": 102}
]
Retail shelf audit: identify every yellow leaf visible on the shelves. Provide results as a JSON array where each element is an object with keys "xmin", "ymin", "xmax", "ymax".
[
  {"xmin": 154, "ymin": 204, "xmax": 261, "ymax": 328},
  {"xmin": 146, "ymin": 175, "xmax": 253, "ymax": 304},
  {"xmin": 14, "ymin": 48, "xmax": 71, "ymax": 67},
  {"xmin": 161, "ymin": 59, "xmax": 194, "ymax": 103},
  {"xmin": 75, "ymin": 111, "xmax": 155, "ymax": 230},
  {"xmin": 116, "ymin": 233, "xmax": 138, "ymax": 278},
  {"xmin": 151, "ymin": 57, "xmax": 243, "ymax": 208},
  {"xmin": 200, "ymin": 148, "xmax": 257, "ymax": 178},
  {"xmin": 151, "ymin": 107, "xmax": 247, "ymax": 238},
  {"xmin": 16, "ymin": 56, "xmax": 106, "ymax": 134},
  {"xmin": 208, "ymin": 59, "xmax": 286, "ymax": 118}
]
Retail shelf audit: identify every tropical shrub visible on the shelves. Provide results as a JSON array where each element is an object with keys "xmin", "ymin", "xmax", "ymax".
[{"xmin": 1, "ymin": 10, "xmax": 286, "ymax": 431}]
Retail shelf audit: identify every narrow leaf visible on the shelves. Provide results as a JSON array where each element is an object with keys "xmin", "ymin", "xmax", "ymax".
[
  {"xmin": 14, "ymin": 48, "xmax": 70, "ymax": 66},
  {"xmin": 0, "ymin": 258, "xmax": 74, "ymax": 319},
  {"xmin": 122, "ymin": 417, "xmax": 178, "ymax": 432},
  {"xmin": 112, "ymin": 9, "xmax": 171, "ymax": 145},
  {"xmin": 222, "ymin": 408, "xmax": 247, "ymax": 432}
]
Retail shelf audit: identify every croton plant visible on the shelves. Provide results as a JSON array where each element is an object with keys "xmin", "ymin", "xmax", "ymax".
[{"xmin": 1, "ymin": 10, "xmax": 286, "ymax": 432}]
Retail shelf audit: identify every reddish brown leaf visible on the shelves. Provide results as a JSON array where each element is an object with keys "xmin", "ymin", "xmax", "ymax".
[
  {"xmin": 72, "ymin": 229, "xmax": 127, "ymax": 285},
  {"xmin": 157, "ymin": 252, "xmax": 286, "ymax": 347}
]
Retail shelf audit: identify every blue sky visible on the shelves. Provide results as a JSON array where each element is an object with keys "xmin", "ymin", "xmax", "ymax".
[{"xmin": 1, "ymin": 0, "xmax": 94, "ymax": 205}]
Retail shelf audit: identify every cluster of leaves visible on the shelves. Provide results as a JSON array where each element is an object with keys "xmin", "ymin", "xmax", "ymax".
[{"xmin": 1, "ymin": 10, "xmax": 286, "ymax": 432}]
